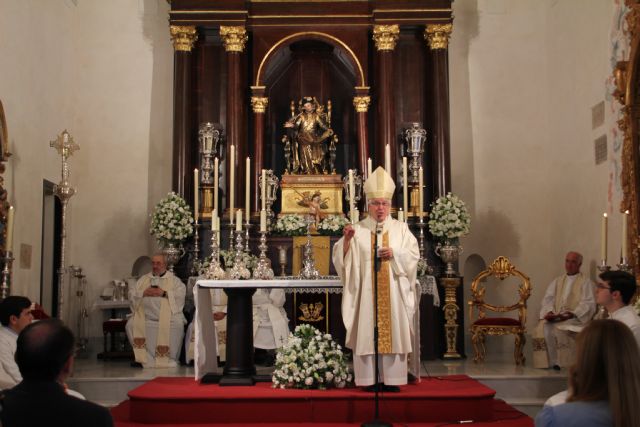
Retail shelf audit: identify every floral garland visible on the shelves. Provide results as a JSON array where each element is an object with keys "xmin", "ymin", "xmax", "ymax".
[
  {"xmin": 428, "ymin": 192, "xmax": 471, "ymax": 242},
  {"xmin": 272, "ymin": 214, "xmax": 308, "ymax": 236},
  {"xmin": 317, "ymin": 214, "xmax": 350, "ymax": 236},
  {"xmin": 150, "ymin": 192, "xmax": 194, "ymax": 246},
  {"xmin": 272, "ymin": 324, "xmax": 352, "ymax": 390}
]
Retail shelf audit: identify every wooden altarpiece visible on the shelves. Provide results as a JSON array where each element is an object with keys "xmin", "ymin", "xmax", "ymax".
[{"xmin": 168, "ymin": 0, "xmax": 457, "ymax": 359}]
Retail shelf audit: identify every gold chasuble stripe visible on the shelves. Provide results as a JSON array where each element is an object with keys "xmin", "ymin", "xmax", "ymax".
[{"xmin": 371, "ymin": 231, "xmax": 392, "ymax": 353}]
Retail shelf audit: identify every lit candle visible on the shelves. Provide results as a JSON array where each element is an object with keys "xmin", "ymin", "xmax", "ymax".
[
  {"xmin": 348, "ymin": 169, "xmax": 355, "ymax": 222},
  {"xmin": 6, "ymin": 206, "xmax": 14, "ymax": 251},
  {"xmin": 398, "ymin": 208, "xmax": 404, "ymax": 223},
  {"xmin": 623, "ymin": 210, "xmax": 629, "ymax": 259},
  {"xmin": 601, "ymin": 213, "xmax": 608, "ymax": 262},
  {"xmin": 236, "ymin": 209, "xmax": 243, "ymax": 231},
  {"xmin": 418, "ymin": 166, "xmax": 424, "ymax": 219},
  {"xmin": 261, "ymin": 169, "xmax": 267, "ymax": 211},
  {"xmin": 260, "ymin": 209, "xmax": 267, "ymax": 232},
  {"xmin": 194, "ymin": 169, "xmax": 199, "ymax": 223},
  {"xmin": 367, "ymin": 157, "xmax": 372, "ymax": 177},
  {"xmin": 214, "ymin": 157, "xmax": 219, "ymax": 213},
  {"xmin": 402, "ymin": 157, "xmax": 408, "ymax": 218},
  {"xmin": 211, "ymin": 209, "xmax": 217, "ymax": 231},
  {"xmin": 229, "ymin": 146, "xmax": 235, "ymax": 225},
  {"xmin": 245, "ymin": 157, "xmax": 250, "ymax": 223},
  {"xmin": 385, "ymin": 144, "xmax": 391, "ymax": 172}
]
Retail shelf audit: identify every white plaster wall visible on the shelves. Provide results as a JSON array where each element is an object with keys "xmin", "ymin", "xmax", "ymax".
[
  {"xmin": 0, "ymin": 0, "xmax": 173, "ymax": 338},
  {"xmin": 451, "ymin": 0, "xmax": 613, "ymax": 356}
]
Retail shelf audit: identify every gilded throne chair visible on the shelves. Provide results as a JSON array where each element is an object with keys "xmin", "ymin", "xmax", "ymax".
[{"xmin": 468, "ymin": 256, "xmax": 531, "ymax": 365}]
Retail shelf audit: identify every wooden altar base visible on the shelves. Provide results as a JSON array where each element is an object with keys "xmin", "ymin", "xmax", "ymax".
[{"xmin": 110, "ymin": 375, "xmax": 532, "ymax": 426}]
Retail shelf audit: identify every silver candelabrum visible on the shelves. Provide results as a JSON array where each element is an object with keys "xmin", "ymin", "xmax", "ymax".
[
  {"xmin": 404, "ymin": 123, "xmax": 427, "ymax": 185},
  {"xmin": 50, "ymin": 130, "xmax": 79, "ymax": 321},
  {"xmin": 0, "ymin": 251, "xmax": 14, "ymax": 300},
  {"xmin": 253, "ymin": 231, "xmax": 274, "ymax": 279},
  {"xmin": 226, "ymin": 229, "xmax": 250, "ymax": 279},
  {"xmin": 298, "ymin": 216, "xmax": 320, "ymax": 279},
  {"xmin": 206, "ymin": 225, "xmax": 226, "ymax": 280},
  {"xmin": 190, "ymin": 222, "xmax": 201, "ymax": 276},
  {"xmin": 198, "ymin": 123, "xmax": 222, "ymax": 185},
  {"xmin": 260, "ymin": 170, "xmax": 279, "ymax": 229}
]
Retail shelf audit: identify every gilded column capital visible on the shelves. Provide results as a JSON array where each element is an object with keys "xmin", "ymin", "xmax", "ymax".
[
  {"xmin": 425, "ymin": 23, "xmax": 453, "ymax": 50},
  {"xmin": 220, "ymin": 26, "xmax": 248, "ymax": 53},
  {"xmin": 251, "ymin": 97, "xmax": 269, "ymax": 113},
  {"xmin": 170, "ymin": 25, "xmax": 198, "ymax": 52},
  {"xmin": 353, "ymin": 96, "xmax": 371, "ymax": 113},
  {"xmin": 372, "ymin": 25, "xmax": 400, "ymax": 51}
]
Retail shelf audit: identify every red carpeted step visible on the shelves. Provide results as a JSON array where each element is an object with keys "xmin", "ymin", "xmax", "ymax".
[{"xmin": 120, "ymin": 375, "xmax": 501, "ymax": 424}]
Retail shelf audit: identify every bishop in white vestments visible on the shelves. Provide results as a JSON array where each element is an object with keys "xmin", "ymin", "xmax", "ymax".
[
  {"xmin": 332, "ymin": 167, "xmax": 419, "ymax": 390},
  {"xmin": 126, "ymin": 254, "xmax": 186, "ymax": 368}
]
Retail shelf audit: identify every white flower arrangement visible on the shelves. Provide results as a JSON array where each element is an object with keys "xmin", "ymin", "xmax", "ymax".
[
  {"xmin": 150, "ymin": 192, "xmax": 194, "ymax": 246},
  {"xmin": 428, "ymin": 192, "xmax": 471, "ymax": 242},
  {"xmin": 317, "ymin": 214, "xmax": 350, "ymax": 236},
  {"xmin": 273, "ymin": 214, "xmax": 308, "ymax": 236},
  {"xmin": 219, "ymin": 250, "xmax": 258, "ymax": 271},
  {"xmin": 272, "ymin": 324, "xmax": 352, "ymax": 390}
]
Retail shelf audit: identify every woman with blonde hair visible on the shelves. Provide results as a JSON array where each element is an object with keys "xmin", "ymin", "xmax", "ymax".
[{"xmin": 536, "ymin": 319, "xmax": 640, "ymax": 427}]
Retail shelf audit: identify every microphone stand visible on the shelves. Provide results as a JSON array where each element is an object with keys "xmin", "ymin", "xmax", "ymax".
[{"xmin": 362, "ymin": 224, "xmax": 391, "ymax": 427}]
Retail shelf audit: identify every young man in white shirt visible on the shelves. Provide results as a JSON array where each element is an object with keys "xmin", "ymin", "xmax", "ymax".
[{"xmin": 0, "ymin": 296, "xmax": 33, "ymax": 388}]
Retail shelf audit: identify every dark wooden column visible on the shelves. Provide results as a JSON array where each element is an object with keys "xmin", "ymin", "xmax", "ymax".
[
  {"xmin": 373, "ymin": 25, "xmax": 399, "ymax": 183},
  {"xmin": 425, "ymin": 24, "xmax": 453, "ymax": 197},
  {"xmin": 353, "ymin": 91, "xmax": 370, "ymax": 180},
  {"xmin": 221, "ymin": 26, "xmax": 248, "ymax": 220},
  {"xmin": 251, "ymin": 90, "xmax": 268, "ymax": 217},
  {"xmin": 170, "ymin": 26, "xmax": 198, "ymax": 199}
]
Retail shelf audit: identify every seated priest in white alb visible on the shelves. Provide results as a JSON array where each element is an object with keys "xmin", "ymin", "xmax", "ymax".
[
  {"xmin": 185, "ymin": 289, "xmax": 227, "ymax": 364},
  {"xmin": 126, "ymin": 254, "xmax": 186, "ymax": 368},
  {"xmin": 332, "ymin": 166, "xmax": 420, "ymax": 392},
  {"xmin": 533, "ymin": 251, "xmax": 595, "ymax": 370},
  {"xmin": 253, "ymin": 289, "xmax": 289, "ymax": 365}
]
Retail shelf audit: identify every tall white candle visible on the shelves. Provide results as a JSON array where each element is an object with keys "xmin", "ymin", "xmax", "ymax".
[
  {"xmin": 418, "ymin": 166, "xmax": 424, "ymax": 219},
  {"xmin": 385, "ymin": 144, "xmax": 391, "ymax": 172},
  {"xmin": 229, "ymin": 146, "xmax": 235, "ymax": 225},
  {"xmin": 236, "ymin": 209, "xmax": 243, "ymax": 231},
  {"xmin": 398, "ymin": 208, "xmax": 404, "ymax": 222},
  {"xmin": 402, "ymin": 157, "xmax": 408, "ymax": 218},
  {"xmin": 367, "ymin": 158, "xmax": 372, "ymax": 177},
  {"xmin": 245, "ymin": 157, "xmax": 250, "ymax": 223},
  {"xmin": 261, "ymin": 169, "xmax": 267, "ymax": 211},
  {"xmin": 348, "ymin": 169, "xmax": 355, "ymax": 222},
  {"xmin": 194, "ymin": 169, "xmax": 199, "ymax": 222},
  {"xmin": 6, "ymin": 206, "xmax": 14, "ymax": 251},
  {"xmin": 601, "ymin": 213, "xmax": 608, "ymax": 262},
  {"xmin": 353, "ymin": 208, "xmax": 359, "ymax": 223},
  {"xmin": 623, "ymin": 210, "xmax": 629, "ymax": 259},
  {"xmin": 211, "ymin": 209, "xmax": 217, "ymax": 231},
  {"xmin": 214, "ymin": 157, "xmax": 219, "ymax": 213},
  {"xmin": 260, "ymin": 210, "xmax": 267, "ymax": 232}
]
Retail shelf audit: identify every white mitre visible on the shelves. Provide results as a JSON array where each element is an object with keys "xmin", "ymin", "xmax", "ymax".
[{"xmin": 363, "ymin": 166, "xmax": 395, "ymax": 200}]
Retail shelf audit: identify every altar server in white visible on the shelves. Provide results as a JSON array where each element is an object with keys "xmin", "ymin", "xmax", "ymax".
[
  {"xmin": 253, "ymin": 288, "xmax": 289, "ymax": 352},
  {"xmin": 126, "ymin": 254, "xmax": 186, "ymax": 368},
  {"xmin": 332, "ymin": 166, "xmax": 420, "ymax": 391}
]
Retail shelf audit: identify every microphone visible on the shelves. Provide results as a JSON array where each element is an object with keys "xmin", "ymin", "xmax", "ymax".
[{"xmin": 375, "ymin": 222, "xmax": 383, "ymax": 272}]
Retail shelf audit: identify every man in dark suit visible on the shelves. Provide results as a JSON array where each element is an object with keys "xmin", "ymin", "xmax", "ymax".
[{"xmin": 0, "ymin": 319, "xmax": 113, "ymax": 427}]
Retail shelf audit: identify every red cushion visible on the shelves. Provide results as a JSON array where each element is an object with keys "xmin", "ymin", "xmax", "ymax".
[{"xmin": 473, "ymin": 317, "xmax": 521, "ymax": 326}]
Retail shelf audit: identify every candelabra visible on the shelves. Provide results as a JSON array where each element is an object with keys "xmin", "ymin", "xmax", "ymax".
[
  {"xmin": 50, "ymin": 130, "xmax": 79, "ymax": 321},
  {"xmin": 299, "ymin": 216, "xmax": 320, "ymax": 279},
  {"xmin": 253, "ymin": 231, "xmax": 274, "ymax": 279},
  {"xmin": 226, "ymin": 230, "xmax": 250, "ymax": 279},
  {"xmin": 0, "ymin": 251, "xmax": 13, "ymax": 300},
  {"xmin": 261, "ymin": 170, "xmax": 279, "ymax": 228},
  {"xmin": 206, "ymin": 226, "xmax": 226, "ymax": 280},
  {"xmin": 189, "ymin": 222, "xmax": 201, "ymax": 276}
]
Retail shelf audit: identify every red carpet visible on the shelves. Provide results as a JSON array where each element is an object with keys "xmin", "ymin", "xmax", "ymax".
[{"xmin": 112, "ymin": 375, "xmax": 533, "ymax": 426}]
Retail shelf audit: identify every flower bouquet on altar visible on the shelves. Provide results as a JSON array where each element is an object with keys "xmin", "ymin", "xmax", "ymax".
[
  {"xmin": 272, "ymin": 214, "xmax": 308, "ymax": 236},
  {"xmin": 150, "ymin": 192, "xmax": 194, "ymax": 269},
  {"xmin": 317, "ymin": 214, "xmax": 350, "ymax": 236},
  {"xmin": 428, "ymin": 193, "xmax": 471, "ymax": 276},
  {"xmin": 272, "ymin": 324, "xmax": 352, "ymax": 390}
]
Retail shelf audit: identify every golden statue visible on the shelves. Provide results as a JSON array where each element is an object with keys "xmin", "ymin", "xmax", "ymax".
[{"xmin": 283, "ymin": 97, "xmax": 337, "ymax": 175}]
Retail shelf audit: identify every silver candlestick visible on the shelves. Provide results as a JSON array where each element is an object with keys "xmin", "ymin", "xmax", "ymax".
[
  {"xmin": 206, "ymin": 225, "xmax": 225, "ymax": 280},
  {"xmin": 263, "ymin": 170, "xmax": 279, "ymax": 229},
  {"xmin": 0, "ymin": 251, "xmax": 14, "ymax": 300},
  {"xmin": 597, "ymin": 259, "xmax": 611, "ymax": 273},
  {"xmin": 298, "ymin": 216, "xmax": 319, "ymax": 279},
  {"xmin": 244, "ymin": 221, "xmax": 252, "ymax": 253},
  {"xmin": 416, "ymin": 218, "xmax": 427, "ymax": 259},
  {"xmin": 226, "ymin": 230, "xmax": 250, "ymax": 279},
  {"xmin": 253, "ymin": 231, "xmax": 274, "ymax": 279},
  {"xmin": 617, "ymin": 257, "xmax": 633, "ymax": 274},
  {"xmin": 190, "ymin": 222, "xmax": 201, "ymax": 276}
]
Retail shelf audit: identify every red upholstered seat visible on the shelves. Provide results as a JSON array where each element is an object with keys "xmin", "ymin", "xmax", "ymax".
[{"xmin": 473, "ymin": 317, "xmax": 520, "ymax": 326}]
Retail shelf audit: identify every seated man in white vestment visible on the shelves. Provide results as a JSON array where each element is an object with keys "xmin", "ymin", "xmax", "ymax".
[
  {"xmin": 533, "ymin": 251, "xmax": 595, "ymax": 369},
  {"xmin": 252, "ymin": 289, "xmax": 289, "ymax": 366},
  {"xmin": 185, "ymin": 288, "xmax": 227, "ymax": 364},
  {"xmin": 332, "ymin": 167, "xmax": 419, "ymax": 392},
  {"xmin": 0, "ymin": 296, "xmax": 33, "ymax": 388},
  {"xmin": 126, "ymin": 254, "xmax": 186, "ymax": 368}
]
